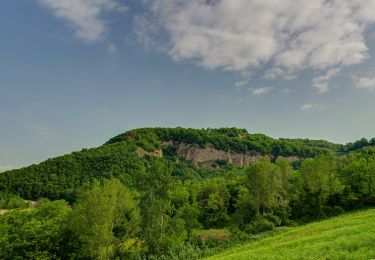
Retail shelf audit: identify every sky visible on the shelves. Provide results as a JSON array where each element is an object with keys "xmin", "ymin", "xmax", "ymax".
[{"xmin": 1, "ymin": 0, "xmax": 375, "ymax": 169}]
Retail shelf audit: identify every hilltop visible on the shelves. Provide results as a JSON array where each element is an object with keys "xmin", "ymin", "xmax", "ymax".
[
  {"xmin": 0, "ymin": 127, "xmax": 374, "ymax": 202},
  {"xmin": 0, "ymin": 127, "xmax": 341, "ymax": 201}
]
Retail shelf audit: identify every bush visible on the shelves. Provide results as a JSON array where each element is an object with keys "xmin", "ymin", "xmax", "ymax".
[
  {"xmin": 0, "ymin": 199, "xmax": 6, "ymax": 209},
  {"xmin": 0, "ymin": 193, "xmax": 28, "ymax": 209},
  {"xmin": 325, "ymin": 206, "xmax": 345, "ymax": 217},
  {"xmin": 264, "ymin": 213, "xmax": 282, "ymax": 226},
  {"xmin": 6, "ymin": 197, "xmax": 27, "ymax": 209},
  {"xmin": 244, "ymin": 217, "xmax": 275, "ymax": 234}
]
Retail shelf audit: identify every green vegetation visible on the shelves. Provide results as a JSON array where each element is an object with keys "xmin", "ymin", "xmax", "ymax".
[
  {"xmin": 108, "ymin": 127, "xmax": 340, "ymax": 157},
  {"xmin": 0, "ymin": 192, "xmax": 28, "ymax": 210},
  {"xmin": 0, "ymin": 127, "xmax": 374, "ymax": 259},
  {"xmin": 0, "ymin": 200, "xmax": 71, "ymax": 259},
  {"xmin": 206, "ymin": 209, "xmax": 375, "ymax": 259}
]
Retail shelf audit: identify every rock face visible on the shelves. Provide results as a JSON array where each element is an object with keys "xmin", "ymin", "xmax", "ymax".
[
  {"xmin": 136, "ymin": 147, "xmax": 163, "ymax": 158},
  {"xmin": 161, "ymin": 142, "xmax": 264, "ymax": 167},
  {"xmin": 140, "ymin": 142, "xmax": 301, "ymax": 167}
]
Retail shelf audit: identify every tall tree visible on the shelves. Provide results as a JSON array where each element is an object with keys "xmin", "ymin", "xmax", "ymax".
[
  {"xmin": 300, "ymin": 156, "xmax": 342, "ymax": 217},
  {"xmin": 246, "ymin": 158, "xmax": 282, "ymax": 216},
  {"xmin": 70, "ymin": 178, "xmax": 141, "ymax": 259},
  {"xmin": 137, "ymin": 159, "xmax": 186, "ymax": 255}
]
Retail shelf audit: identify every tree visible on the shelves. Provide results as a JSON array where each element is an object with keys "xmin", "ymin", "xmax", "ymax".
[
  {"xmin": 234, "ymin": 186, "xmax": 253, "ymax": 226},
  {"xmin": 137, "ymin": 159, "xmax": 187, "ymax": 255},
  {"xmin": 70, "ymin": 178, "xmax": 141, "ymax": 259},
  {"xmin": 300, "ymin": 156, "xmax": 342, "ymax": 217},
  {"xmin": 246, "ymin": 158, "xmax": 282, "ymax": 216},
  {"xmin": 195, "ymin": 178, "xmax": 231, "ymax": 228}
]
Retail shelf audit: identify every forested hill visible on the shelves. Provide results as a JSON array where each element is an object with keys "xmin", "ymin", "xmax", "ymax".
[
  {"xmin": 1, "ymin": 127, "xmax": 375, "ymax": 259},
  {"xmin": 0, "ymin": 127, "xmax": 369, "ymax": 202},
  {"xmin": 107, "ymin": 127, "xmax": 341, "ymax": 157}
]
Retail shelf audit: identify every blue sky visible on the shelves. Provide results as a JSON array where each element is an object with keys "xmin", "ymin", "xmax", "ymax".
[{"xmin": 1, "ymin": 0, "xmax": 375, "ymax": 169}]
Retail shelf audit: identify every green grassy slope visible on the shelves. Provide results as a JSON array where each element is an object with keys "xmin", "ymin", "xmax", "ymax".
[{"xmin": 206, "ymin": 209, "xmax": 375, "ymax": 260}]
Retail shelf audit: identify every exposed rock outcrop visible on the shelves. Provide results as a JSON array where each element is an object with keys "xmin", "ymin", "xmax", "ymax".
[
  {"xmin": 161, "ymin": 142, "xmax": 262, "ymax": 167},
  {"xmin": 136, "ymin": 147, "xmax": 163, "ymax": 158},
  {"xmin": 161, "ymin": 142, "xmax": 300, "ymax": 167},
  {"xmin": 138, "ymin": 142, "xmax": 301, "ymax": 167}
]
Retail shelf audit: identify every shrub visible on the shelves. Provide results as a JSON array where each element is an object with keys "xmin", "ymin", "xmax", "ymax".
[
  {"xmin": 325, "ymin": 206, "xmax": 345, "ymax": 217},
  {"xmin": 5, "ymin": 197, "xmax": 27, "ymax": 209},
  {"xmin": 264, "ymin": 213, "xmax": 282, "ymax": 226},
  {"xmin": 244, "ymin": 217, "xmax": 275, "ymax": 234}
]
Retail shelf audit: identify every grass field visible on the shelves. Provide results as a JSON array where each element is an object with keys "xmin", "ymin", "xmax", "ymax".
[{"xmin": 206, "ymin": 209, "xmax": 375, "ymax": 260}]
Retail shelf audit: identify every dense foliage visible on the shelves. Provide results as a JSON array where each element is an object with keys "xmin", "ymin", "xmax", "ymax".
[
  {"xmin": 108, "ymin": 127, "xmax": 340, "ymax": 157},
  {"xmin": 1, "ymin": 127, "xmax": 375, "ymax": 259},
  {"xmin": 0, "ymin": 192, "xmax": 28, "ymax": 210},
  {"xmin": 340, "ymin": 137, "xmax": 375, "ymax": 153}
]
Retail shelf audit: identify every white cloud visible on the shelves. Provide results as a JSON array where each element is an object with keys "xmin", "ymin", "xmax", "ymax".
[
  {"xmin": 312, "ymin": 68, "xmax": 341, "ymax": 93},
  {"xmin": 251, "ymin": 87, "xmax": 274, "ymax": 96},
  {"xmin": 133, "ymin": 13, "xmax": 165, "ymax": 52},
  {"xmin": 301, "ymin": 103, "xmax": 326, "ymax": 111},
  {"xmin": 263, "ymin": 68, "xmax": 297, "ymax": 80},
  {"xmin": 354, "ymin": 77, "xmax": 375, "ymax": 91},
  {"xmin": 38, "ymin": 0, "xmax": 127, "ymax": 42},
  {"xmin": 140, "ymin": 0, "xmax": 375, "ymax": 88},
  {"xmin": 235, "ymin": 79, "xmax": 250, "ymax": 88}
]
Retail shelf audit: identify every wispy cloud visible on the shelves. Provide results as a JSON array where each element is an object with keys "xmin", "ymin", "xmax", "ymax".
[
  {"xmin": 251, "ymin": 87, "xmax": 274, "ymax": 96},
  {"xmin": 263, "ymin": 68, "xmax": 297, "ymax": 81},
  {"xmin": 354, "ymin": 76, "xmax": 375, "ymax": 92},
  {"xmin": 234, "ymin": 79, "xmax": 250, "ymax": 89},
  {"xmin": 301, "ymin": 103, "xmax": 326, "ymax": 111},
  {"xmin": 312, "ymin": 68, "xmax": 340, "ymax": 93},
  {"xmin": 38, "ymin": 0, "xmax": 127, "ymax": 42}
]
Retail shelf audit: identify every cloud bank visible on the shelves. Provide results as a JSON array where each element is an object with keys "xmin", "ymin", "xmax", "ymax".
[
  {"xmin": 39, "ymin": 0, "xmax": 375, "ymax": 92},
  {"xmin": 135, "ymin": 0, "xmax": 375, "ymax": 92},
  {"xmin": 143, "ymin": 0, "xmax": 375, "ymax": 73}
]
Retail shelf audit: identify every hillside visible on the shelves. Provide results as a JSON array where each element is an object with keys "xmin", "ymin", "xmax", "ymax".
[
  {"xmin": 107, "ymin": 127, "xmax": 341, "ymax": 157},
  {"xmin": 207, "ymin": 208, "xmax": 375, "ymax": 259},
  {"xmin": 1, "ymin": 127, "xmax": 375, "ymax": 259},
  {"xmin": 0, "ymin": 127, "xmax": 340, "ymax": 201}
]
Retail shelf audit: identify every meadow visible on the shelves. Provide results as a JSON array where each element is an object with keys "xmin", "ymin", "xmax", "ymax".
[{"xmin": 207, "ymin": 209, "xmax": 375, "ymax": 260}]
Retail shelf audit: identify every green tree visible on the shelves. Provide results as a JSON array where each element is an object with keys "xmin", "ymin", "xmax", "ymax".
[
  {"xmin": 195, "ymin": 178, "xmax": 231, "ymax": 228},
  {"xmin": 246, "ymin": 158, "xmax": 282, "ymax": 216},
  {"xmin": 300, "ymin": 156, "xmax": 342, "ymax": 217},
  {"xmin": 234, "ymin": 186, "xmax": 253, "ymax": 226},
  {"xmin": 137, "ymin": 159, "xmax": 187, "ymax": 255},
  {"xmin": 70, "ymin": 178, "xmax": 141, "ymax": 259}
]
